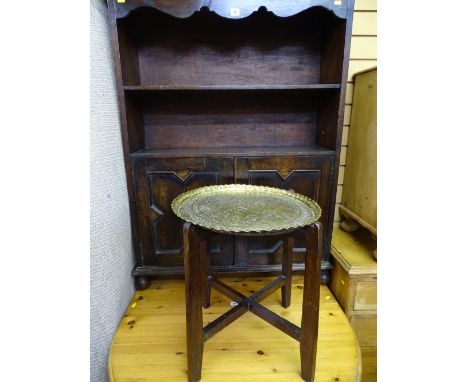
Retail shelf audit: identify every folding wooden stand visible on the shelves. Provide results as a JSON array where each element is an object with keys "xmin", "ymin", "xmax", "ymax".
[{"xmin": 183, "ymin": 221, "xmax": 323, "ymax": 382}]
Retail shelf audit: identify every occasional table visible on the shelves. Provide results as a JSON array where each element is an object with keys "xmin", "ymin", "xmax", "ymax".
[{"xmin": 171, "ymin": 185, "xmax": 323, "ymax": 382}]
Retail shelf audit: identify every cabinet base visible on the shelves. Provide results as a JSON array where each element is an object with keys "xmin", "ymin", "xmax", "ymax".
[{"xmin": 132, "ymin": 262, "xmax": 333, "ymax": 286}]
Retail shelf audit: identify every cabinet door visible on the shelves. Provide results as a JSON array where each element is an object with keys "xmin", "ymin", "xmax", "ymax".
[
  {"xmin": 133, "ymin": 157, "xmax": 233, "ymax": 267},
  {"xmin": 234, "ymin": 156, "xmax": 333, "ymax": 265}
]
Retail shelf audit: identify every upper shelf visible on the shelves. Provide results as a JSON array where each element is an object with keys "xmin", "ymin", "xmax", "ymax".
[
  {"xmin": 112, "ymin": 0, "xmax": 349, "ymax": 20},
  {"xmin": 117, "ymin": 3, "xmax": 347, "ymax": 87},
  {"xmin": 123, "ymin": 84, "xmax": 341, "ymax": 92}
]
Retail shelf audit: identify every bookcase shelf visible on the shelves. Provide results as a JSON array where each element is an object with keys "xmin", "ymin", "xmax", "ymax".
[
  {"xmin": 129, "ymin": 146, "xmax": 336, "ymax": 159},
  {"xmin": 123, "ymin": 84, "xmax": 341, "ymax": 92},
  {"xmin": 107, "ymin": 0, "xmax": 355, "ymax": 288},
  {"xmin": 123, "ymin": 88, "xmax": 340, "ymax": 153}
]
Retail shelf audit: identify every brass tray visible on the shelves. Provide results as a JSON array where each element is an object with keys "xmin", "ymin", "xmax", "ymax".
[{"xmin": 171, "ymin": 184, "xmax": 321, "ymax": 234}]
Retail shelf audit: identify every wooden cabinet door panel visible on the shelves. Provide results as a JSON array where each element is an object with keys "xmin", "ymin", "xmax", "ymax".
[
  {"xmin": 234, "ymin": 156, "xmax": 333, "ymax": 265},
  {"xmin": 354, "ymin": 281, "xmax": 377, "ymax": 311},
  {"xmin": 133, "ymin": 157, "xmax": 233, "ymax": 266}
]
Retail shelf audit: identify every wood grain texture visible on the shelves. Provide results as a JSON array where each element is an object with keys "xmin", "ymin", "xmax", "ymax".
[
  {"xmin": 331, "ymin": 260, "xmax": 379, "ymax": 317},
  {"xmin": 329, "ymin": 226, "xmax": 376, "ymax": 382},
  {"xmin": 360, "ymin": 346, "xmax": 377, "ymax": 382},
  {"xmin": 119, "ymin": 6, "xmax": 346, "ymax": 86},
  {"xmin": 331, "ymin": 228, "xmax": 376, "ymax": 276},
  {"xmin": 135, "ymin": 91, "xmax": 325, "ymax": 150},
  {"xmin": 124, "ymin": 84, "xmax": 341, "ymax": 91},
  {"xmin": 107, "ymin": 0, "xmax": 355, "ymax": 281},
  {"xmin": 350, "ymin": 315, "xmax": 376, "ymax": 347},
  {"xmin": 132, "ymin": 263, "xmax": 334, "ymax": 278},
  {"xmin": 341, "ymin": 69, "xmax": 377, "ymax": 233},
  {"xmin": 339, "ymin": 206, "xmax": 376, "ymax": 237},
  {"xmin": 281, "ymin": 235, "xmax": 294, "ymax": 308},
  {"xmin": 130, "ymin": 146, "xmax": 335, "ymax": 159},
  {"xmin": 108, "ymin": 276, "xmax": 361, "ymax": 382},
  {"xmin": 182, "ymin": 222, "xmax": 322, "ymax": 381},
  {"xmin": 133, "ymin": 157, "xmax": 234, "ymax": 267},
  {"xmin": 329, "ymin": 259, "xmax": 350, "ymax": 313},
  {"xmin": 183, "ymin": 223, "xmax": 205, "ymax": 381},
  {"xmin": 234, "ymin": 155, "xmax": 333, "ymax": 268},
  {"xmin": 354, "ymin": 281, "xmax": 377, "ymax": 311},
  {"xmin": 300, "ymin": 223, "xmax": 322, "ymax": 381}
]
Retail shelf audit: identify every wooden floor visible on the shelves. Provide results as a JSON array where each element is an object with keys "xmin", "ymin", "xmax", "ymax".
[{"xmin": 109, "ymin": 276, "xmax": 361, "ymax": 382}]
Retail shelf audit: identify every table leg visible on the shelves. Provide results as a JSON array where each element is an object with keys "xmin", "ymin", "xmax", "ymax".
[
  {"xmin": 281, "ymin": 234, "xmax": 294, "ymax": 308},
  {"xmin": 300, "ymin": 222, "xmax": 322, "ymax": 382},
  {"xmin": 199, "ymin": 239, "xmax": 211, "ymax": 309},
  {"xmin": 183, "ymin": 222, "xmax": 204, "ymax": 382}
]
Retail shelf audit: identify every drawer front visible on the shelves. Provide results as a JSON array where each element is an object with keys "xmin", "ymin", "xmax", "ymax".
[
  {"xmin": 329, "ymin": 260, "xmax": 350, "ymax": 312},
  {"xmin": 133, "ymin": 157, "xmax": 234, "ymax": 267},
  {"xmin": 354, "ymin": 281, "xmax": 377, "ymax": 311},
  {"xmin": 350, "ymin": 314, "xmax": 377, "ymax": 347}
]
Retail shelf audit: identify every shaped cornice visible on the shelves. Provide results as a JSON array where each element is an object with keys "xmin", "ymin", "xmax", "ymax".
[{"xmin": 113, "ymin": 0, "xmax": 348, "ymax": 20}]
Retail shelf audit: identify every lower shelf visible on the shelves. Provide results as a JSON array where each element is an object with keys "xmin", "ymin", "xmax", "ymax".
[
  {"xmin": 109, "ymin": 276, "xmax": 361, "ymax": 382},
  {"xmin": 129, "ymin": 146, "xmax": 335, "ymax": 159}
]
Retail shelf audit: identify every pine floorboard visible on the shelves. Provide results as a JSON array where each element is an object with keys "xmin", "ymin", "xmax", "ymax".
[{"xmin": 109, "ymin": 276, "xmax": 361, "ymax": 382}]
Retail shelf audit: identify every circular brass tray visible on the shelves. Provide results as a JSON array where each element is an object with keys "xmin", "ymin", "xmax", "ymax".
[{"xmin": 171, "ymin": 184, "xmax": 321, "ymax": 235}]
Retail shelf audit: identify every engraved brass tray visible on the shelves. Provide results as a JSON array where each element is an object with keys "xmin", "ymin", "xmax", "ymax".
[{"xmin": 171, "ymin": 184, "xmax": 321, "ymax": 234}]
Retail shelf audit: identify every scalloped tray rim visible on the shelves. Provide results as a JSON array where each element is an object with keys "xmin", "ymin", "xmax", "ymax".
[{"xmin": 171, "ymin": 184, "xmax": 322, "ymax": 234}]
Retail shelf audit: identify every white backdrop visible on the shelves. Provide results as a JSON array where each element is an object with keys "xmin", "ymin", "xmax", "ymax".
[{"xmin": 90, "ymin": 0, "xmax": 135, "ymax": 381}]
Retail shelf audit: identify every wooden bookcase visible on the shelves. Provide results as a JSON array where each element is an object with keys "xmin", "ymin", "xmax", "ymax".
[{"xmin": 106, "ymin": 0, "xmax": 355, "ymax": 289}]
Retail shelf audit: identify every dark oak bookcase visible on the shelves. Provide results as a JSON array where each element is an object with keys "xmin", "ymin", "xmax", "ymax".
[{"xmin": 106, "ymin": 0, "xmax": 355, "ymax": 289}]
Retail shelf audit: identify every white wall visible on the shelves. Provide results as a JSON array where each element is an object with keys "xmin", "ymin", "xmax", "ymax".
[{"xmin": 90, "ymin": 0, "xmax": 135, "ymax": 381}]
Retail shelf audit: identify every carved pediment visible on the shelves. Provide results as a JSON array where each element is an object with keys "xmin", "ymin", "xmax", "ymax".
[{"xmin": 113, "ymin": 0, "xmax": 348, "ymax": 20}]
